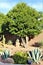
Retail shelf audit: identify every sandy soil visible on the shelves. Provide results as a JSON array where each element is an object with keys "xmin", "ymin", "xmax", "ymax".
[{"xmin": 0, "ymin": 32, "xmax": 43, "ymax": 55}]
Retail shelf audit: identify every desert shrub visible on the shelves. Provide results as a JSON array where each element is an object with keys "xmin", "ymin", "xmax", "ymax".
[
  {"xmin": 7, "ymin": 40, "xmax": 13, "ymax": 45},
  {"xmin": 12, "ymin": 51, "xmax": 28, "ymax": 64}
]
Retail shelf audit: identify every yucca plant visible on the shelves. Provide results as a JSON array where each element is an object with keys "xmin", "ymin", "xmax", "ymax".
[
  {"xmin": 27, "ymin": 48, "xmax": 42, "ymax": 64},
  {"xmin": 1, "ymin": 50, "xmax": 10, "ymax": 60}
]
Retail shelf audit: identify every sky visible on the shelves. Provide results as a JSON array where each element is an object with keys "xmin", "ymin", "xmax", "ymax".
[{"xmin": 0, "ymin": 0, "xmax": 43, "ymax": 14}]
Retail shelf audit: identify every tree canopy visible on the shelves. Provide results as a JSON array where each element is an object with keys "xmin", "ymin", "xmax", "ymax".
[{"xmin": 0, "ymin": 3, "xmax": 43, "ymax": 38}]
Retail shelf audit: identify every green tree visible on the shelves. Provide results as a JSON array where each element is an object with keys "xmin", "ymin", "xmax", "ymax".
[
  {"xmin": 2, "ymin": 3, "xmax": 42, "ymax": 47},
  {"xmin": 6, "ymin": 3, "xmax": 41, "ymax": 36}
]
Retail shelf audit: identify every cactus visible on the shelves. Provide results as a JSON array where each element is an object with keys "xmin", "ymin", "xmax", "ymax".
[
  {"xmin": 28, "ymin": 48, "xmax": 42, "ymax": 64},
  {"xmin": 1, "ymin": 50, "xmax": 10, "ymax": 60}
]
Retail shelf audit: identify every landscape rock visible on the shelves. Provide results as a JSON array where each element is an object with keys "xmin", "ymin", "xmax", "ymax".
[
  {"xmin": 0, "ymin": 56, "xmax": 14, "ymax": 64},
  {"xmin": 2, "ymin": 58, "xmax": 14, "ymax": 64}
]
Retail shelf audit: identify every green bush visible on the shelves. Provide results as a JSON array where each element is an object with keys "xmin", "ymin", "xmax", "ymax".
[{"xmin": 13, "ymin": 52, "xmax": 27, "ymax": 64}]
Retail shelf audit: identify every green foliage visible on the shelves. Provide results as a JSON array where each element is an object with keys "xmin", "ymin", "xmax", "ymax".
[
  {"xmin": 1, "ymin": 50, "xmax": 10, "ymax": 60},
  {"xmin": 27, "ymin": 49, "xmax": 42, "ymax": 64},
  {"xmin": 13, "ymin": 52, "xmax": 27, "ymax": 64},
  {"xmin": 0, "ymin": 13, "xmax": 6, "ymax": 33},
  {"xmin": 5, "ymin": 3, "xmax": 42, "ymax": 37},
  {"xmin": 0, "ymin": 3, "xmax": 43, "ymax": 38},
  {"xmin": 1, "ymin": 17, "xmax": 12, "ymax": 34}
]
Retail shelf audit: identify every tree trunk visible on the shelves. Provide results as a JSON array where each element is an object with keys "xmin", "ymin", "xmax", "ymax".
[
  {"xmin": 25, "ymin": 36, "xmax": 29, "ymax": 47},
  {"xmin": 3, "ymin": 35, "xmax": 5, "ymax": 44},
  {"xmin": 21, "ymin": 38, "xmax": 26, "ymax": 48},
  {"xmin": 16, "ymin": 39, "xmax": 20, "ymax": 47},
  {"xmin": 26, "ymin": 36, "xmax": 29, "ymax": 44}
]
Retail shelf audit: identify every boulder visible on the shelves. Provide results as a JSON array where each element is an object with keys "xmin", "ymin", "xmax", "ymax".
[
  {"xmin": 2, "ymin": 58, "xmax": 14, "ymax": 64},
  {"xmin": 0, "ymin": 56, "xmax": 14, "ymax": 64}
]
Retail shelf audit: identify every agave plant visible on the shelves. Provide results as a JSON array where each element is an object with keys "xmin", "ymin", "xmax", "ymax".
[
  {"xmin": 27, "ymin": 48, "xmax": 42, "ymax": 64},
  {"xmin": 1, "ymin": 50, "xmax": 10, "ymax": 60},
  {"xmin": 41, "ymin": 51, "xmax": 43, "ymax": 61}
]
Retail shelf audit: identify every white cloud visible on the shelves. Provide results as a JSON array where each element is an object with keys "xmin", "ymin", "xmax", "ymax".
[
  {"xmin": 0, "ymin": 1, "xmax": 43, "ymax": 14},
  {"xmin": 0, "ymin": 2, "xmax": 16, "ymax": 14},
  {"xmin": 0, "ymin": 2, "xmax": 16, "ymax": 9},
  {"xmin": 0, "ymin": 2, "xmax": 11, "ymax": 9},
  {"xmin": 31, "ymin": 4, "xmax": 42, "ymax": 10}
]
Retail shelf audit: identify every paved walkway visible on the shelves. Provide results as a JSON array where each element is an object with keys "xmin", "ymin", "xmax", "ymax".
[{"xmin": 0, "ymin": 62, "xmax": 25, "ymax": 65}]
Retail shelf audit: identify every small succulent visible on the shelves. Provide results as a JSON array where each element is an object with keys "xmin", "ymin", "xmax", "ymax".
[
  {"xmin": 1, "ymin": 50, "xmax": 10, "ymax": 60},
  {"xmin": 27, "ymin": 48, "xmax": 42, "ymax": 64}
]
